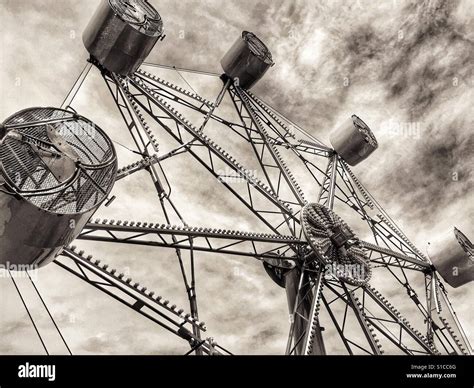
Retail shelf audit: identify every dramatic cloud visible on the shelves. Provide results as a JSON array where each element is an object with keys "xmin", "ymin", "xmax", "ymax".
[{"xmin": 0, "ymin": 0, "xmax": 472, "ymax": 354}]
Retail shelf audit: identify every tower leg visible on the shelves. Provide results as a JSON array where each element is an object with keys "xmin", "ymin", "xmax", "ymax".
[{"xmin": 285, "ymin": 268, "xmax": 326, "ymax": 355}]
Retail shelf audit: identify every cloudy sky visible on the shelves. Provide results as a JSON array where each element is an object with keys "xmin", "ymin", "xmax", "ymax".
[{"xmin": 0, "ymin": 0, "xmax": 472, "ymax": 355}]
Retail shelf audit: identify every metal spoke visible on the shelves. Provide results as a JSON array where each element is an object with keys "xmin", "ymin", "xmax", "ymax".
[
  {"xmin": 56, "ymin": 247, "xmax": 222, "ymax": 355},
  {"xmin": 79, "ymin": 219, "xmax": 301, "ymax": 264}
]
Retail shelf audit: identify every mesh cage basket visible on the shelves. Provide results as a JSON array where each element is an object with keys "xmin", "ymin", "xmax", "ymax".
[{"xmin": 0, "ymin": 107, "xmax": 117, "ymax": 215}]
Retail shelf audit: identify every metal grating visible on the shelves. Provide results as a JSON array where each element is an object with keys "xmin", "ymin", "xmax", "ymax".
[
  {"xmin": 0, "ymin": 108, "xmax": 117, "ymax": 215},
  {"xmin": 109, "ymin": 0, "xmax": 163, "ymax": 36},
  {"xmin": 455, "ymin": 228, "xmax": 474, "ymax": 260},
  {"xmin": 0, "ymin": 137, "xmax": 55, "ymax": 191},
  {"xmin": 4, "ymin": 107, "xmax": 72, "ymax": 125},
  {"xmin": 353, "ymin": 115, "xmax": 378, "ymax": 147},
  {"xmin": 243, "ymin": 31, "xmax": 274, "ymax": 65}
]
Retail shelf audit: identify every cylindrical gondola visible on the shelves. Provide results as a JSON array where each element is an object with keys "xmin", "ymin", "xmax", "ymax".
[
  {"xmin": 221, "ymin": 31, "xmax": 274, "ymax": 90},
  {"xmin": 0, "ymin": 107, "xmax": 117, "ymax": 269},
  {"xmin": 330, "ymin": 115, "xmax": 378, "ymax": 166},
  {"xmin": 83, "ymin": 0, "xmax": 164, "ymax": 76}
]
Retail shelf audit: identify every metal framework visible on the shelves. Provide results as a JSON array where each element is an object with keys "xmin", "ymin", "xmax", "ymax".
[{"xmin": 3, "ymin": 57, "xmax": 472, "ymax": 356}]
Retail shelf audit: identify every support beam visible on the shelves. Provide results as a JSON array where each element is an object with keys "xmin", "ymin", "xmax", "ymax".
[{"xmin": 55, "ymin": 248, "xmax": 223, "ymax": 355}]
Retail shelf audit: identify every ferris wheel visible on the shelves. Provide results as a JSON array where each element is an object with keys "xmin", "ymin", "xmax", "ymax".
[{"xmin": 0, "ymin": 0, "xmax": 472, "ymax": 356}]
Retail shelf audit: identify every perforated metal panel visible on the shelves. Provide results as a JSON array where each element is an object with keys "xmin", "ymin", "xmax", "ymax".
[{"xmin": 0, "ymin": 107, "xmax": 117, "ymax": 215}]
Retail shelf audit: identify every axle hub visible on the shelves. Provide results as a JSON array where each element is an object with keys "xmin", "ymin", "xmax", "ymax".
[{"xmin": 301, "ymin": 203, "xmax": 371, "ymax": 286}]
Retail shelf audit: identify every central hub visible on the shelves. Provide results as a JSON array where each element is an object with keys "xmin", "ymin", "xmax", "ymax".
[
  {"xmin": 329, "ymin": 224, "xmax": 355, "ymax": 249},
  {"xmin": 301, "ymin": 203, "xmax": 371, "ymax": 286}
]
